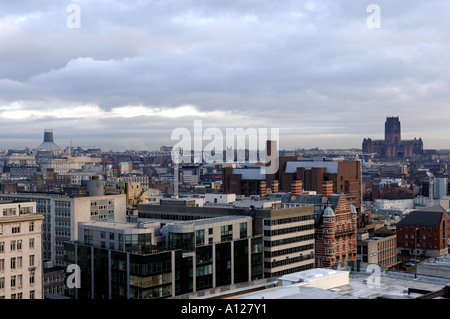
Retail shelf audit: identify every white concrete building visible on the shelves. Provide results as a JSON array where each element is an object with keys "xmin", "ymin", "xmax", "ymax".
[
  {"xmin": 0, "ymin": 193, "xmax": 126, "ymax": 267},
  {"xmin": 374, "ymin": 199, "xmax": 415, "ymax": 211},
  {"xmin": 0, "ymin": 201, "xmax": 44, "ymax": 299},
  {"xmin": 204, "ymin": 193, "xmax": 236, "ymax": 205}
]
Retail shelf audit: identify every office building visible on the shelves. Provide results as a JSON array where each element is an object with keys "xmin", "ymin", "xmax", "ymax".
[
  {"xmin": 64, "ymin": 215, "xmax": 263, "ymax": 299},
  {"xmin": 356, "ymin": 232, "xmax": 397, "ymax": 270},
  {"xmin": 0, "ymin": 192, "xmax": 126, "ymax": 267},
  {"xmin": 138, "ymin": 201, "xmax": 315, "ymax": 278},
  {"xmin": 0, "ymin": 201, "xmax": 44, "ymax": 299}
]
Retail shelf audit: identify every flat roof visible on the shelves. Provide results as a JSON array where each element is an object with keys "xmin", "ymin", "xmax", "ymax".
[{"xmin": 215, "ymin": 270, "xmax": 450, "ymax": 300}]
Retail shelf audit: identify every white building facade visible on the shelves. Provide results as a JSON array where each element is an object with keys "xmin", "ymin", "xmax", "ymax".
[{"xmin": 0, "ymin": 202, "xmax": 44, "ymax": 299}]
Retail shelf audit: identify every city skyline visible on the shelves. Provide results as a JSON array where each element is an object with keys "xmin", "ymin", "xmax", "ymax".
[{"xmin": 2, "ymin": 1, "xmax": 450, "ymax": 151}]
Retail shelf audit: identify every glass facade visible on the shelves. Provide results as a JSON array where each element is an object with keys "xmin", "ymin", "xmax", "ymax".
[
  {"xmin": 195, "ymin": 245, "xmax": 213, "ymax": 290},
  {"xmin": 169, "ymin": 232, "xmax": 195, "ymax": 252},
  {"xmin": 63, "ymin": 229, "xmax": 264, "ymax": 299},
  {"xmin": 251, "ymin": 237, "xmax": 264, "ymax": 280},
  {"xmin": 221, "ymin": 225, "xmax": 233, "ymax": 242},
  {"xmin": 125, "ymin": 233, "xmax": 152, "ymax": 254},
  {"xmin": 129, "ymin": 252, "xmax": 173, "ymax": 299},
  {"xmin": 176, "ymin": 254, "xmax": 193, "ymax": 295},
  {"xmin": 215, "ymin": 242, "xmax": 232, "ymax": 287},
  {"xmin": 234, "ymin": 239, "xmax": 249, "ymax": 283}
]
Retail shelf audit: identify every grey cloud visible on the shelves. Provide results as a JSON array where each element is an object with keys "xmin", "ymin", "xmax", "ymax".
[{"xmin": 1, "ymin": 0, "xmax": 450, "ymax": 150}]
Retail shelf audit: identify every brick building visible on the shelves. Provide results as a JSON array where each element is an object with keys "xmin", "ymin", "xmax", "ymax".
[
  {"xmin": 396, "ymin": 206, "xmax": 450, "ymax": 258},
  {"xmin": 276, "ymin": 181, "xmax": 358, "ymax": 268},
  {"xmin": 222, "ymin": 157, "xmax": 361, "ymax": 212}
]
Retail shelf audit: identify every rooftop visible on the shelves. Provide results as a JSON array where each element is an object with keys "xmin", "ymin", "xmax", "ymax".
[
  {"xmin": 218, "ymin": 269, "xmax": 450, "ymax": 300},
  {"xmin": 397, "ymin": 205, "xmax": 450, "ymax": 227}
]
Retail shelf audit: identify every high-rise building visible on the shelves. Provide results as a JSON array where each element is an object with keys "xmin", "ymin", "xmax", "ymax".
[
  {"xmin": 0, "ymin": 201, "xmax": 44, "ymax": 299},
  {"xmin": 362, "ymin": 117, "xmax": 423, "ymax": 158}
]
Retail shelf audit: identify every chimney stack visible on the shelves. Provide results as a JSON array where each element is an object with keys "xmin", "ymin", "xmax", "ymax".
[
  {"xmin": 272, "ymin": 180, "xmax": 279, "ymax": 193},
  {"xmin": 291, "ymin": 180, "xmax": 303, "ymax": 196},
  {"xmin": 259, "ymin": 181, "xmax": 267, "ymax": 199},
  {"xmin": 322, "ymin": 181, "xmax": 333, "ymax": 197}
]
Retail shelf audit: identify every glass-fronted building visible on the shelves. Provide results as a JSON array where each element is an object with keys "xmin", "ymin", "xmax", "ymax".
[{"xmin": 64, "ymin": 216, "xmax": 263, "ymax": 299}]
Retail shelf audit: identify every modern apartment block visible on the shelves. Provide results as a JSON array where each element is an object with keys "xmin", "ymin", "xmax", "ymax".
[
  {"xmin": 0, "ymin": 201, "xmax": 44, "ymax": 299},
  {"xmin": 64, "ymin": 215, "xmax": 263, "ymax": 299},
  {"xmin": 138, "ymin": 200, "xmax": 315, "ymax": 278},
  {"xmin": 0, "ymin": 192, "xmax": 126, "ymax": 267}
]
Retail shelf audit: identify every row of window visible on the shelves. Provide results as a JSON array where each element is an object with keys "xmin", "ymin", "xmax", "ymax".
[
  {"xmin": 265, "ymin": 253, "xmax": 314, "ymax": 269},
  {"xmin": 0, "ymin": 291, "xmax": 36, "ymax": 299},
  {"xmin": 265, "ymin": 234, "xmax": 315, "ymax": 248},
  {"xmin": 0, "ymin": 255, "xmax": 35, "ymax": 270},
  {"xmin": 399, "ymin": 234, "xmax": 441, "ymax": 241},
  {"xmin": 398, "ymin": 226, "xmax": 439, "ymax": 232},
  {"xmin": 263, "ymin": 215, "xmax": 313, "ymax": 226},
  {"xmin": 0, "ymin": 272, "xmax": 36, "ymax": 289},
  {"xmin": 265, "ymin": 243, "xmax": 314, "ymax": 258},
  {"xmin": 400, "ymin": 242, "xmax": 441, "ymax": 249},
  {"xmin": 264, "ymin": 224, "xmax": 314, "ymax": 237},
  {"xmin": 0, "ymin": 222, "xmax": 35, "ymax": 236},
  {"xmin": 0, "ymin": 239, "xmax": 35, "ymax": 252}
]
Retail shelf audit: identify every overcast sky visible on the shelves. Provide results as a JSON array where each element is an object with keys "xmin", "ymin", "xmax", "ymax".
[{"xmin": 1, "ymin": 0, "xmax": 450, "ymax": 151}]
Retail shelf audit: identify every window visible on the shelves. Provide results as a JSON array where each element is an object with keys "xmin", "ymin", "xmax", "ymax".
[
  {"xmin": 0, "ymin": 242, "xmax": 3, "ymax": 253},
  {"xmin": 109, "ymin": 232, "xmax": 115, "ymax": 240},
  {"xmin": 196, "ymin": 229, "xmax": 205, "ymax": 246},
  {"xmin": 30, "ymin": 273, "xmax": 35, "ymax": 284},
  {"xmin": 29, "ymin": 238, "xmax": 34, "ymax": 249},
  {"xmin": 11, "ymin": 275, "xmax": 16, "ymax": 287},
  {"xmin": 0, "ymin": 277, "xmax": 4, "ymax": 289},
  {"xmin": 11, "ymin": 257, "xmax": 16, "ymax": 269},
  {"xmin": 10, "ymin": 241, "xmax": 16, "ymax": 251},
  {"xmin": 30, "ymin": 291, "xmax": 35, "ymax": 299},
  {"xmin": 0, "ymin": 259, "xmax": 4, "ymax": 271},
  {"xmin": 29, "ymin": 222, "xmax": 34, "ymax": 232},
  {"xmin": 240, "ymin": 222, "xmax": 247, "ymax": 239},
  {"xmin": 11, "ymin": 223, "xmax": 20, "ymax": 234},
  {"xmin": 29, "ymin": 255, "xmax": 35, "ymax": 267},
  {"xmin": 0, "ymin": 225, "xmax": 2, "ymax": 235},
  {"xmin": 17, "ymin": 257, "xmax": 22, "ymax": 268},
  {"xmin": 17, "ymin": 240, "xmax": 22, "ymax": 250},
  {"xmin": 220, "ymin": 225, "xmax": 233, "ymax": 242},
  {"xmin": 3, "ymin": 208, "xmax": 16, "ymax": 217}
]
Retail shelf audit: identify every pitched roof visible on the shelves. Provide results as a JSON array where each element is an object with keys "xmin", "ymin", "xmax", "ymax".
[{"xmin": 397, "ymin": 205, "xmax": 449, "ymax": 227}]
